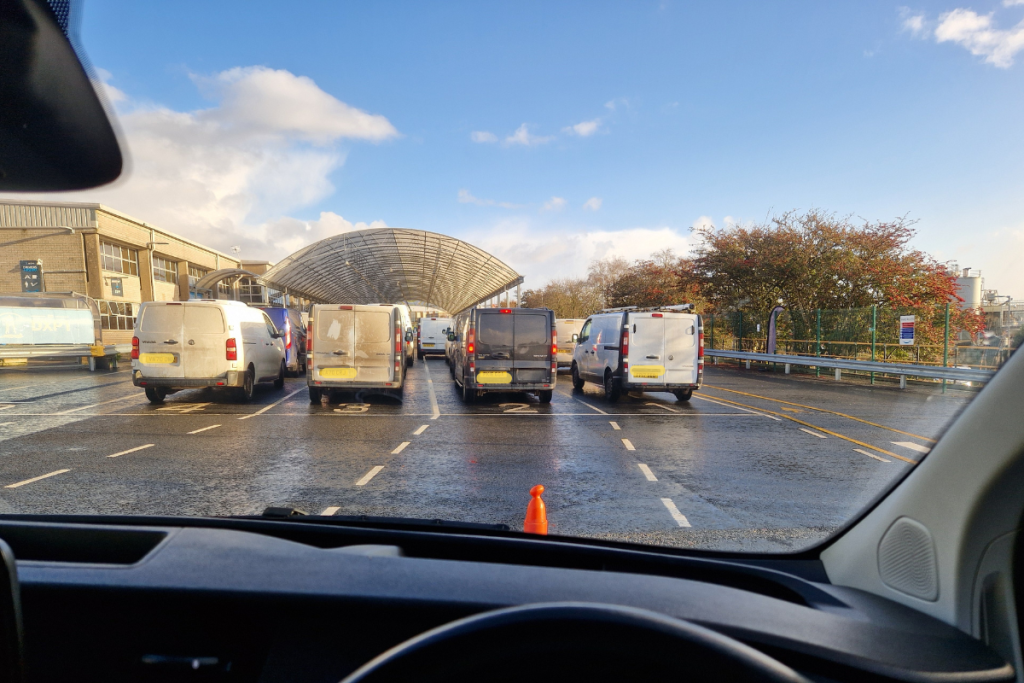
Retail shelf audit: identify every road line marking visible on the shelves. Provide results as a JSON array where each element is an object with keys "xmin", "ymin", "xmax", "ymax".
[
  {"xmin": 0, "ymin": 422, "xmax": 14, "ymax": 427},
  {"xmin": 702, "ymin": 385, "xmax": 936, "ymax": 443},
  {"xmin": 356, "ymin": 465, "xmax": 384, "ymax": 486},
  {"xmin": 413, "ymin": 425, "xmax": 429, "ymax": 435},
  {"xmin": 622, "ymin": 438, "xmax": 635, "ymax": 451},
  {"xmin": 892, "ymin": 441, "xmax": 931, "ymax": 454},
  {"xmin": 854, "ymin": 448, "xmax": 891, "ymax": 462},
  {"xmin": 693, "ymin": 395, "xmax": 782, "ymax": 420},
  {"xmin": 55, "ymin": 393, "xmax": 140, "ymax": 414},
  {"xmin": 609, "ymin": 421, "xmax": 621, "ymax": 430},
  {"xmin": 645, "ymin": 402, "xmax": 679, "ymax": 413},
  {"xmin": 320, "ymin": 506, "xmax": 340, "ymax": 516},
  {"xmin": 391, "ymin": 441, "xmax": 410, "ymax": 454},
  {"xmin": 107, "ymin": 444, "xmax": 154, "ymax": 458},
  {"xmin": 661, "ymin": 498, "xmax": 691, "ymax": 527},
  {"xmin": 238, "ymin": 387, "xmax": 304, "ymax": 420},
  {"xmin": 423, "ymin": 360, "xmax": 441, "ymax": 420},
  {"xmin": 5, "ymin": 469, "xmax": 71, "ymax": 489},
  {"xmin": 696, "ymin": 393, "xmax": 915, "ymax": 463},
  {"xmin": 558, "ymin": 389, "xmax": 609, "ymax": 414},
  {"xmin": 187, "ymin": 424, "xmax": 221, "ymax": 435},
  {"xmin": 0, "ymin": 406, "xmax": 14, "ymax": 411},
  {"xmin": 799, "ymin": 428, "xmax": 827, "ymax": 439},
  {"xmin": 638, "ymin": 464, "xmax": 658, "ymax": 481}
]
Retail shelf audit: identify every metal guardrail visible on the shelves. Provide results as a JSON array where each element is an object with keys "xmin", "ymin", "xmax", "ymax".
[
  {"xmin": 705, "ymin": 349, "xmax": 995, "ymax": 384},
  {"xmin": 0, "ymin": 344, "xmax": 119, "ymax": 371}
]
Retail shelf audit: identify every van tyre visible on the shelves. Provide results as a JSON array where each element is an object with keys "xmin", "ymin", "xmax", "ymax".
[
  {"xmin": 673, "ymin": 389, "xmax": 693, "ymax": 402},
  {"xmin": 308, "ymin": 386, "xmax": 322, "ymax": 403},
  {"xmin": 274, "ymin": 361, "xmax": 286, "ymax": 389},
  {"xmin": 461, "ymin": 379, "xmax": 475, "ymax": 404},
  {"xmin": 406, "ymin": 355, "xmax": 413, "ymax": 368},
  {"xmin": 538, "ymin": 390, "xmax": 552, "ymax": 404},
  {"xmin": 603, "ymin": 371, "xmax": 621, "ymax": 403},
  {"xmin": 144, "ymin": 387, "xmax": 166, "ymax": 404},
  {"xmin": 571, "ymin": 364, "xmax": 584, "ymax": 391},
  {"xmin": 238, "ymin": 367, "xmax": 255, "ymax": 402}
]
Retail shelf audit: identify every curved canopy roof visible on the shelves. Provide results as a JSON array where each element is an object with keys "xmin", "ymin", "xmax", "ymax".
[
  {"xmin": 260, "ymin": 228, "xmax": 523, "ymax": 313},
  {"xmin": 193, "ymin": 268, "xmax": 260, "ymax": 291}
]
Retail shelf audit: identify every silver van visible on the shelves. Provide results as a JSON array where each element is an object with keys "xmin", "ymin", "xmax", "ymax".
[
  {"xmin": 307, "ymin": 304, "xmax": 407, "ymax": 402},
  {"xmin": 132, "ymin": 300, "xmax": 287, "ymax": 403},
  {"xmin": 555, "ymin": 318, "xmax": 585, "ymax": 368},
  {"xmin": 571, "ymin": 305, "xmax": 703, "ymax": 402}
]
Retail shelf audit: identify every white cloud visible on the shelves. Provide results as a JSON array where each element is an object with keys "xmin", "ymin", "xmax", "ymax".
[
  {"xmin": 6, "ymin": 66, "xmax": 399, "ymax": 260},
  {"xmin": 477, "ymin": 221, "xmax": 690, "ymax": 287},
  {"xmin": 899, "ymin": 7, "xmax": 928, "ymax": 37},
  {"xmin": 566, "ymin": 119, "xmax": 601, "ymax": 137},
  {"xmin": 470, "ymin": 130, "xmax": 497, "ymax": 143},
  {"xmin": 934, "ymin": 8, "xmax": 1024, "ymax": 67},
  {"xmin": 582, "ymin": 197, "xmax": 602, "ymax": 211},
  {"xmin": 92, "ymin": 67, "xmax": 127, "ymax": 104},
  {"xmin": 690, "ymin": 215, "xmax": 716, "ymax": 230},
  {"xmin": 542, "ymin": 197, "xmax": 567, "ymax": 211},
  {"xmin": 457, "ymin": 189, "xmax": 521, "ymax": 209},
  {"xmin": 1005, "ymin": 0, "xmax": 1024, "ymax": 6},
  {"xmin": 504, "ymin": 123, "xmax": 555, "ymax": 146}
]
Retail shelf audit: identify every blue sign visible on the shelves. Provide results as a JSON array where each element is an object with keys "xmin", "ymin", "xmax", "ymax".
[
  {"xmin": 110, "ymin": 278, "xmax": 123, "ymax": 297},
  {"xmin": 20, "ymin": 260, "xmax": 42, "ymax": 293},
  {"xmin": 899, "ymin": 315, "xmax": 915, "ymax": 346}
]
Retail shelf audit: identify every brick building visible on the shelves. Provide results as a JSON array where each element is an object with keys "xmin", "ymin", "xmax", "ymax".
[{"xmin": 0, "ymin": 200, "xmax": 243, "ymax": 344}]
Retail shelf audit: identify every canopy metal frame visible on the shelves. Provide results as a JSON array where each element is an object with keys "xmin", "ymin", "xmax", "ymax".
[{"xmin": 260, "ymin": 228, "xmax": 523, "ymax": 314}]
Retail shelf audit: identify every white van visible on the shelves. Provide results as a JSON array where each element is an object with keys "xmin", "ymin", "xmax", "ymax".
[
  {"xmin": 307, "ymin": 304, "xmax": 406, "ymax": 402},
  {"xmin": 570, "ymin": 305, "xmax": 703, "ymax": 402},
  {"xmin": 418, "ymin": 316, "xmax": 452, "ymax": 359},
  {"xmin": 395, "ymin": 303, "xmax": 416, "ymax": 367},
  {"xmin": 555, "ymin": 318, "xmax": 585, "ymax": 368},
  {"xmin": 132, "ymin": 300, "xmax": 286, "ymax": 403}
]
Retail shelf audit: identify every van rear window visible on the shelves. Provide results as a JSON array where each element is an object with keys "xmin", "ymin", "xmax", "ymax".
[
  {"xmin": 477, "ymin": 314, "xmax": 513, "ymax": 347},
  {"xmin": 139, "ymin": 306, "xmax": 183, "ymax": 333},
  {"xmin": 355, "ymin": 311, "xmax": 392, "ymax": 343},
  {"xmin": 183, "ymin": 306, "xmax": 225, "ymax": 333},
  {"xmin": 514, "ymin": 314, "xmax": 550, "ymax": 358}
]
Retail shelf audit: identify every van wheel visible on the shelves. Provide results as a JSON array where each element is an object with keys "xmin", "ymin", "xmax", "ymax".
[
  {"xmin": 274, "ymin": 361, "xmax": 286, "ymax": 389},
  {"xmin": 461, "ymin": 379, "xmax": 475, "ymax": 404},
  {"xmin": 673, "ymin": 389, "xmax": 693, "ymax": 402},
  {"xmin": 238, "ymin": 367, "xmax": 255, "ymax": 402},
  {"xmin": 571, "ymin": 364, "xmax": 584, "ymax": 391},
  {"xmin": 538, "ymin": 390, "xmax": 552, "ymax": 404},
  {"xmin": 406, "ymin": 355, "xmax": 413, "ymax": 368},
  {"xmin": 417, "ymin": 351, "xmax": 424, "ymax": 361},
  {"xmin": 308, "ymin": 386, "xmax": 321, "ymax": 403},
  {"xmin": 603, "ymin": 371, "xmax": 621, "ymax": 403},
  {"xmin": 144, "ymin": 387, "xmax": 166, "ymax": 404}
]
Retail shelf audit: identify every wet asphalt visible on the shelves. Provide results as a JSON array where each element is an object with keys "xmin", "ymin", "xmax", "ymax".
[{"xmin": 0, "ymin": 357, "xmax": 972, "ymax": 552}]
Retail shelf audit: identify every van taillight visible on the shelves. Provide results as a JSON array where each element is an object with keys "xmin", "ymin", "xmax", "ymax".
[
  {"xmin": 622, "ymin": 329, "xmax": 629, "ymax": 371},
  {"xmin": 226, "ymin": 338, "xmax": 238, "ymax": 361},
  {"xmin": 395, "ymin": 324, "xmax": 402, "ymax": 355},
  {"xmin": 131, "ymin": 336, "xmax": 139, "ymax": 360},
  {"xmin": 500, "ymin": 309, "xmax": 511, "ymax": 314},
  {"xmin": 307, "ymin": 324, "xmax": 312, "ymax": 353},
  {"xmin": 339, "ymin": 305, "xmax": 353, "ymax": 310},
  {"xmin": 285, "ymin": 320, "xmax": 292, "ymax": 349},
  {"xmin": 467, "ymin": 329, "xmax": 475, "ymax": 355},
  {"xmin": 552, "ymin": 329, "xmax": 557, "ymax": 356},
  {"xmin": 698, "ymin": 331, "xmax": 704, "ymax": 360},
  {"xmin": 651, "ymin": 313, "xmax": 663, "ymax": 318}
]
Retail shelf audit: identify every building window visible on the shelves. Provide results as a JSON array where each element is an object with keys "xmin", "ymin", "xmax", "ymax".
[
  {"xmin": 99, "ymin": 301, "xmax": 136, "ymax": 331},
  {"xmin": 100, "ymin": 241, "xmax": 139, "ymax": 276},
  {"xmin": 238, "ymin": 277, "xmax": 266, "ymax": 304},
  {"xmin": 152, "ymin": 256, "xmax": 179, "ymax": 283},
  {"xmin": 188, "ymin": 265, "xmax": 209, "ymax": 288},
  {"xmin": 217, "ymin": 281, "xmax": 232, "ymax": 298}
]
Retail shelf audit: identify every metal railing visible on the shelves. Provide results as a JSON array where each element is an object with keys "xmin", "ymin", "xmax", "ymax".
[{"xmin": 705, "ymin": 349, "xmax": 995, "ymax": 386}]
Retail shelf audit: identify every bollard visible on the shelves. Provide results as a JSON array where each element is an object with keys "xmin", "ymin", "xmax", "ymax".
[
  {"xmin": 834, "ymin": 368, "xmax": 841, "ymax": 381},
  {"xmin": 745, "ymin": 360, "xmax": 750, "ymax": 370},
  {"xmin": 900, "ymin": 375, "xmax": 906, "ymax": 390},
  {"xmin": 784, "ymin": 364, "xmax": 791, "ymax": 374}
]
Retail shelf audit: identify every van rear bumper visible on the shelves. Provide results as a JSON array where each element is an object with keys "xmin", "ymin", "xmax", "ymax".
[
  {"xmin": 133, "ymin": 373, "xmax": 242, "ymax": 388},
  {"xmin": 622, "ymin": 382, "xmax": 700, "ymax": 392},
  {"xmin": 471, "ymin": 381, "xmax": 555, "ymax": 392},
  {"xmin": 308, "ymin": 380, "xmax": 403, "ymax": 390}
]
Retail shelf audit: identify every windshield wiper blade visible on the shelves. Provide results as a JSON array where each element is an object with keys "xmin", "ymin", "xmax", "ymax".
[{"xmin": 254, "ymin": 508, "xmax": 510, "ymax": 532}]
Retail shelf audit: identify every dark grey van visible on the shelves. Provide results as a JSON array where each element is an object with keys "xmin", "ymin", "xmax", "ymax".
[{"xmin": 450, "ymin": 307, "xmax": 556, "ymax": 403}]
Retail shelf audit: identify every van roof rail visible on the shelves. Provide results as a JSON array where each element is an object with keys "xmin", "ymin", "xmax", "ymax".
[{"xmin": 598, "ymin": 304, "xmax": 694, "ymax": 313}]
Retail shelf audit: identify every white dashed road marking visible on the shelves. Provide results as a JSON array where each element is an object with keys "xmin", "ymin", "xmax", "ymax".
[
  {"xmin": 892, "ymin": 441, "xmax": 930, "ymax": 454},
  {"xmin": 609, "ymin": 421, "xmax": 621, "ymax": 430},
  {"xmin": 413, "ymin": 425, "xmax": 429, "ymax": 435},
  {"xmin": 391, "ymin": 441, "xmax": 410, "ymax": 454},
  {"xmin": 107, "ymin": 444, "xmax": 154, "ymax": 458},
  {"xmin": 0, "ymin": 405, "xmax": 14, "ymax": 411},
  {"xmin": 645, "ymin": 402, "xmax": 679, "ymax": 413},
  {"xmin": 56, "ymin": 394, "xmax": 141, "ymax": 415},
  {"xmin": 6, "ymin": 469, "xmax": 71, "ymax": 489},
  {"xmin": 638, "ymin": 464, "xmax": 658, "ymax": 481},
  {"xmin": 238, "ymin": 387, "xmax": 304, "ymax": 420},
  {"xmin": 320, "ymin": 506, "xmax": 340, "ymax": 516},
  {"xmin": 661, "ymin": 498, "xmax": 691, "ymax": 527},
  {"xmin": 187, "ymin": 424, "xmax": 221, "ymax": 435},
  {"xmin": 356, "ymin": 466, "xmax": 384, "ymax": 486},
  {"xmin": 423, "ymin": 361, "xmax": 441, "ymax": 420},
  {"xmin": 854, "ymin": 448, "xmax": 890, "ymax": 463},
  {"xmin": 621, "ymin": 438, "xmax": 635, "ymax": 451},
  {"xmin": 799, "ymin": 428, "xmax": 827, "ymax": 439}
]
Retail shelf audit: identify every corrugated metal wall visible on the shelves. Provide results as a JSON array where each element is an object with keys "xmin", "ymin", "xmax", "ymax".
[{"xmin": 0, "ymin": 203, "xmax": 96, "ymax": 228}]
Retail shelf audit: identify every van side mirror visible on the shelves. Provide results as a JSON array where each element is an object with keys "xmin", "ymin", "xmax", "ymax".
[
  {"xmin": 404, "ymin": 330, "xmax": 414, "ymax": 342},
  {"xmin": 571, "ymin": 333, "xmax": 579, "ymax": 342}
]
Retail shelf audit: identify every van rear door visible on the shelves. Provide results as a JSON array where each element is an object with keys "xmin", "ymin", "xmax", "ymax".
[
  {"xmin": 512, "ymin": 311, "xmax": 551, "ymax": 383},
  {"xmin": 664, "ymin": 314, "xmax": 698, "ymax": 385},
  {"xmin": 136, "ymin": 304, "xmax": 185, "ymax": 379},
  {"xmin": 182, "ymin": 304, "xmax": 227, "ymax": 378},
  {"xmin": 314, "ymin": 307, "xmax": 355, "ymax": 381},
  {"xmin": 354, "ymin": 308, "xmax": 394, "ymax": 382},
  {"xmin": 474, "ymin": 310, "xmax": 514, "ymax": 384},
  {"xmin": 627, "ymin": 313, "xmax": 667, "ymax": 386}
]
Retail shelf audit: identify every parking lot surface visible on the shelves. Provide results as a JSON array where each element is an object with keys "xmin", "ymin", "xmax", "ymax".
[{"xmin": 0, "ymin": 358, "xmax": 969, "ymax": 552}]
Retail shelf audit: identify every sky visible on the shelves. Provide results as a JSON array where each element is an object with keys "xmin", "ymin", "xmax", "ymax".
[{"xmin": 8, "ymin": 0, "xmax": 1024, "ymax": 294}]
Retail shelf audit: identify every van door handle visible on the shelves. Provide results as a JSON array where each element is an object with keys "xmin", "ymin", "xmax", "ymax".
[
  {"xmin": 163, "ymin": 340, "xmax": 178, "ymax": 344},
  {"xmin": 646, "ymin": 355, "xmax": 660, "ymax": 359},
  {"xmin": 333, "ymin": 350, "xmax": 347, "ymax": 355}
]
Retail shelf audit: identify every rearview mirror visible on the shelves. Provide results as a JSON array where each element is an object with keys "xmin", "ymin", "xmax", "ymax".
[
  {"xmin": 405, "ymin": 330, "xmax": 414, "ymax": 342},
  {"xmin": 571, "ymin": 333, "xmax": 578, "ymax": 342}
]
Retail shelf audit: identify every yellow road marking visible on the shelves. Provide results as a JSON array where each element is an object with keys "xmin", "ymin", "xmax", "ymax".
[
  {"xmin": 697, "ymin": 393, "xmax": 917, "ymax": 464},
  {"xmin": 702, "ymin": 385, "xmax": 936, "ymax": 443}
]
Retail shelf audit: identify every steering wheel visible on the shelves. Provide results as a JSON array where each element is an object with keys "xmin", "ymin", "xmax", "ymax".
[{"xmin": 340, "ymin": 602, "xmax": 810, "ymax": 683}]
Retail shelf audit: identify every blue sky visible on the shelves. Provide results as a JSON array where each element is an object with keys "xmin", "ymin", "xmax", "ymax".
[{"xmin": 21, "ymin": 1, "xmax": 1024, "ymax": 293}]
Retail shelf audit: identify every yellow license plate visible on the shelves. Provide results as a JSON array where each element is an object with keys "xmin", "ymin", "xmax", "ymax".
[
  {"xmin": 477, "ymin": 371, "xmax": 512, "ymax": 384},
  {"xmin": 422, "ymin": 343, "xmax": 435, "ymax": 348},
  {"xmin": 320, "ymin": 367, "xmax": 357, "ymax": 379},
  {"xmin": 139, "ymin": 353, "xmax": 176, "ymax": 364},
  {"xmin": 558, "ymin": 348, "xmax": 573, "ymax": 354},
  {"xmin": 631, "ymin": 365, "xmax": 665, "ymax": 379}
]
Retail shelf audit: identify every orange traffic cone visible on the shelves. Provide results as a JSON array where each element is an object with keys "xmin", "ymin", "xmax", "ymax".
[{"xmin": 523, "ymin": 485, "xmax": 547, "ymax": 535}]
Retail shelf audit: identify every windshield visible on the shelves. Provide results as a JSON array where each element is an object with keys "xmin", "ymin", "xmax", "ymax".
[{"xmin": 0, "ymin": 1, "xmax": 1020, "ymax": 554}]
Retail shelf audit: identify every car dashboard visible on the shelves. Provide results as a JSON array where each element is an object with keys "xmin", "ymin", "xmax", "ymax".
[{"xmin": 0, "ymin": 515, "xmax": 1012, "ymax": 682}]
